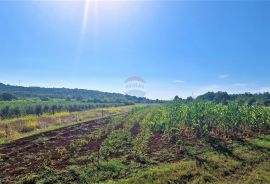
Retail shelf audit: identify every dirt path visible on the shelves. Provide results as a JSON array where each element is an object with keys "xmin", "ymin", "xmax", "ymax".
[{"xmin": 0, "ymin": 117, "xmax": 114, "ymax": 182}]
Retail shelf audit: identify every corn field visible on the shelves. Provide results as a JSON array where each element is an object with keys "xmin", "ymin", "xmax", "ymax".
[{"xmin": 147, "ymin": 102, "xmax": 270, "ymax": 140}]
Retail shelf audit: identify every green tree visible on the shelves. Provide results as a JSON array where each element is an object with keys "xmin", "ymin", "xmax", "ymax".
[
  {"xmin": 35, "ymin": 105, "xmax": 42, "ymax": 116},
  {"xmin": 0, "ymin": 93, "xmax": 16, "ymax": 101},
  {"xmin": 0, "ymin": 106, "xmax": 10, "ymax": 119}
]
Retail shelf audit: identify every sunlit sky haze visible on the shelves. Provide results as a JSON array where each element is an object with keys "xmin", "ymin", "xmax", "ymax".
[{"xmin": 1, "ymin": 1, "xmax": 270, "ymax": 99}]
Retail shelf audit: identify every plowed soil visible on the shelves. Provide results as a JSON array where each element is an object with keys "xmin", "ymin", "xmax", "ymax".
[{"xmin": 0, "ymin": 117, "xmax": 113, "ymax": 182}]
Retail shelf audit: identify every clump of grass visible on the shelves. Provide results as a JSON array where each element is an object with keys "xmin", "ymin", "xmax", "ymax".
[
  {"xmin": 56, "ymin": 146, "xmax": 68, "ymax": 160},
  {"xmin": 100, "ymin": 129, "xmax": 132, "ymax": 159},
  {"xmin": 0, "ymin": 129, "xmax": 6, "ymax": 137},
  {"xmin": 67, "ymin": 158, "xmax": 129, "ymax": 183},
  {"xmin": 55, "ymin": 118, "xmax": 62, "ymax": 125},
  {"xmin": 250, "ymin": 135, "xmax": 270, "ymax": 149},
  {"xmin": 242, "ymin": 162, "xmax": 270, "ymax": 183},
  {"xmin": 20, "ymin": 121, "xmax": 40, "ymax": 133},
  {"xmin": 110, "ymin": 161, "xmax": 216, "ymax": 184},
  {"xmin": 35, "ymin": 137, "xmax": 49, "ymax": 144},
  {"xmin": 0, "ymin": 138, "xmax": 8, "ymax": 144},
  {"xmin": 69, "ymin": 139, "xmax": 89, "ymax": 152}
]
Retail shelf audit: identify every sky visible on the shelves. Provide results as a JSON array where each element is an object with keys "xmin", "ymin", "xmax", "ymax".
[{"xmin": 0, "ymin": 0, "xmax": 270, "ymax": 100}]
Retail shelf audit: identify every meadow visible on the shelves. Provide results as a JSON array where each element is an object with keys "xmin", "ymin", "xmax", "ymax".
[{"xmin": 0, "ymin": 101, "xmax": 269, "ymax": 183}]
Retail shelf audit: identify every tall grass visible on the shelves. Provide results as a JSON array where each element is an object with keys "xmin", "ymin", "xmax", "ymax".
[{"xmin": 0, "ymin": 105, "xmax": 138, "ymax": 143}]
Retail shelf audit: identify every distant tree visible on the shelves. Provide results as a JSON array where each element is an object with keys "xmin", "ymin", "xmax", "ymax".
[
  {"xmin": 174, "ymin": 96, "xmax": 180, "ymax": 101},
  {"xmin": 0, "ymin": 106, "xmax": 10, "ymax": 119},
  {"xmin": 264, "ymin": 100, "xmax": 270, "ymax": 106},
  {"xmin": 51, "ymin": 105, "xmax": 57, "ymax": 114},
  {"xmin": 65, "ymin": 97, "xmax": 71, "ymax": 101},
  {"xmin": 248, "ymin": 98, "xmax": 256, "ymax": 106},
  {"xmin": 263, "ymin": 92, "xmax": 270, "ymax": 99},
  {"xmin": 186, "ymin": 96, "xmax": 194, "ymax": 103},
  {"xmin": 238, "ymin": 99, "xmax": 245, "ymax": 105},
  {"xmin": 0, "ymin": 93, "xmax": 16, "ymax": 101},
  {"xmin": 196, "ymin": 92, "xmax": 215, "ymax": 101},
  {"xmin": 244, "ymin": 92, "xmax": 253, "ymax": 97},
  {"xmin": 213, "ymin": 92, "xmax": 230, "ymax": 104},
  {"xmin": 40, "ymin": 97, "xmax": 49, "ymax": 101},
  {"xmin": 75, "ymin": 96, "xmax": 83, "ymax": 101},
  {"xmin": 12, "ymin": 107, "xmax": 21, "ymax": 117},
  {"xmin": 43, "ymin": 105, "xmax": 49, "ymax": 113},
  {"xmin": 25, "ymin": 106, "xmax": 34, "ymax": 114},
  {"xmin": 35, "ymin": 105, "xmax": 42, "ymax": 116}
]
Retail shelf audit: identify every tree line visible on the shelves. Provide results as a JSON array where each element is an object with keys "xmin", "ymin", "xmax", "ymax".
[
  {"xmin": 0, "ymin": 101, "xmax": 129, "ymax": 119},
  {"xmin": 0, "ymin": 82, "xmax": 155, "ymax": 104},
  {"xmin": 174, "ymin": 91, "xmax": 270, "ymax": 106}
]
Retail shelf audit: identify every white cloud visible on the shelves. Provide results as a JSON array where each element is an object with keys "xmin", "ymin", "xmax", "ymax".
[
  {"xmin": 255, "ymin": 87, "xmax": 270, "ymax": 93},
  {"xmin": 173, "ymin": 80, "xmax": 185, "ymax": 84},
  {"xmin": 199, "ymin": 84, "xmax": 221, "ymax": 91},
  {"xmin": 232, "ymin": 83, "xmax": 248, "ymax": 87},
  {"xmin": 219, "ymin": 74, "xmax": 229, "ymax": 79}
]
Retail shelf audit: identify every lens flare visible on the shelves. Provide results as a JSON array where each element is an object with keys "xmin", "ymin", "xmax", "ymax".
[
  {"xmin": 76, "ymin": 0, "xmax": 92, "ymax": 61},
  {"xmin": 80, "ymin": 0, "xmax": 91, "ymax": 42}
]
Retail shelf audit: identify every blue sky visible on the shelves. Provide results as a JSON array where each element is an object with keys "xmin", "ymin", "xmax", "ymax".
[{"xmin": 0, "ymin": 1, "xmax": 270, "ymax": 100}]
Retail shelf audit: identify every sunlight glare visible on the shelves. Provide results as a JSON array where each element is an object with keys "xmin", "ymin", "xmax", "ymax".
[{"xmin": 80, "ymin": 0, "xmax": 91, "ymax": 41}]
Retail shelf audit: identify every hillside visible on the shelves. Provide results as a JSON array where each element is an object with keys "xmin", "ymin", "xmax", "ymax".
[{"xmin": 0, "ymin": 82, "xmax": 152, "ymax": 104}]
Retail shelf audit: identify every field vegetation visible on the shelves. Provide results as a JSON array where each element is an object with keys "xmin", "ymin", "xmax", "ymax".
[
  {"xmin": 0, "ymin": 101, "xmax": 269, "ymax": 183},
  {"xmin": 0, "ymin": 105, "xmax": 138, "ymax": 144}
]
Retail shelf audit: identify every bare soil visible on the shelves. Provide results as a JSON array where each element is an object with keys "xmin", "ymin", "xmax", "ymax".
[
  {"xmin": 0, "ymin": 117, "xmax": 112, "ymax": 182},
  {"xmin": 130, "ymin": 122, "xmax": 141, "ymax": 137}
]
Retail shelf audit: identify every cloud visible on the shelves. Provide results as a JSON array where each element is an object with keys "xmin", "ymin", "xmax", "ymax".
[
  {"xmin": 232, "ymin": 83, "xmax": 248, "ymax": 87},
  {"xmin": 173, "ymin": 80, "xmax": 185, "ymax": 84},
  {"xmin": 219, "ymin": 74, "xmax": 229, "ymax": 79},
  {"xmin": 255, "ymin": 87, "xmax": 270, "ymax": 93},
  {"xmin": 198, "ymin": 84, "xmax": 221, "ymax": 92}
]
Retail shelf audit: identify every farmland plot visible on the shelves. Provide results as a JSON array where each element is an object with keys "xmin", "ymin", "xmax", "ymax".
[{"xmin": 0, "ymin": 103, "xmax": 269, "ymax": 183}]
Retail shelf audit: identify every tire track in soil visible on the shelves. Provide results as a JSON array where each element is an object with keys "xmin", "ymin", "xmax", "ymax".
[{"xmin": 0, "ymin": 117, "xmax": 114, "ymax": 182}]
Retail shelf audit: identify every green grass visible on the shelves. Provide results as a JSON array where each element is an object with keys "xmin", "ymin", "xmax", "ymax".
[
  {"xmin": 0, "ymin": 138, "xmax": 8, "ymax": 144},
  {"xmin": 250, "ymin": 135, "xmax": 270, "ymax": 149},
  {"xmin": 106, "ymin": 161, "xmax": 216, "ymax": 184}
]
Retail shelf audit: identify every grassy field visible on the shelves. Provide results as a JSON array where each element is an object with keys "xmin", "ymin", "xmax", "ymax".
[
  {"xmin": 0, "ymin": 103, "xmax": 269, "ymax": 183},
  {"xmin": 0, "ymin": 105, "xmax": 139, "ymax": 144}
]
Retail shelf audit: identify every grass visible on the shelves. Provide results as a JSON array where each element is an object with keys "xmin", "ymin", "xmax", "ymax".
[
  {"xmin": 0, "ymin": 105, "xmax": 143, "ymax": 144},
  {"xmin": 107, "ymin": 161, "xmax": 216, "ymax": 184},
  {"xmin": 250, "ymin": 134, "xmax": 270, "ymax": 149},
  {"xmin": 241, "ymin": 162, "xmax": 270, "ymax": 184}
]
